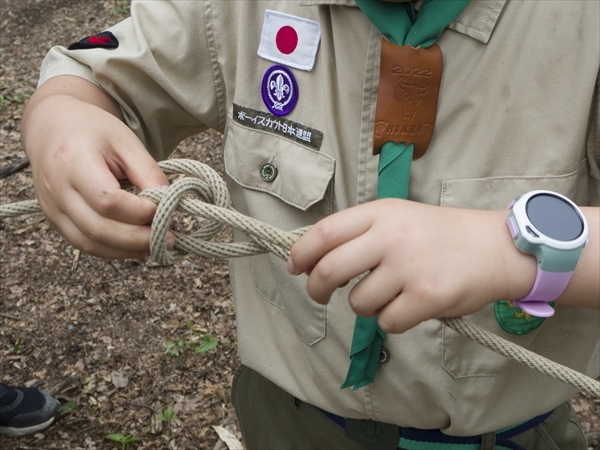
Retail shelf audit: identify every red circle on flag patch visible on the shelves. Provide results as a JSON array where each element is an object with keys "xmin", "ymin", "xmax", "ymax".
[{"xmin": 276, "ymin": 26, "xmax": 298, "ymax": 55}]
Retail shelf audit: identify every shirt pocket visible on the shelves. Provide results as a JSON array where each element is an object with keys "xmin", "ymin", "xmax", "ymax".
[
  {"xmin": 224, "ymin": 118, "xmax": 335, "ymax": 345},
  {"xmin": 439, "ymin": 161, "xmax": 588, "ymax": 379}
]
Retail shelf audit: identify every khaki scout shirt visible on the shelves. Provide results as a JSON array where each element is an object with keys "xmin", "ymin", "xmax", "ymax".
[{"xmin": 39, "ymin": 0, "xmax": 600, "ymax": 436}]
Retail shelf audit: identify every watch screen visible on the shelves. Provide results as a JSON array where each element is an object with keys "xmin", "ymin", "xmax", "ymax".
[{"xmin": 526, "ymin": 194, "xmax": 584, "ymax": 241}]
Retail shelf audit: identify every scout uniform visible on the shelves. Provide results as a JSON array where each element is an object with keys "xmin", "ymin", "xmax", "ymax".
[{"xmin": 38, "ymin": 0, "xmax": 599, "ymax": 444}]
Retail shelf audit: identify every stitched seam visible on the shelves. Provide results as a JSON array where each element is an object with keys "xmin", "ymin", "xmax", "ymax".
[
  {"xmin": 360, "ymin": 23, "xmax": 378, "ymax": 206},
  {"xmin": 204, "ymin": 0, "xmax": 227, "ymax": 133},
  {"xmin": 450, "ymin": 0, "xmax": 505, "ymax": 44},
  {"xmin": 444, "ymin": 159, "xmax": 588, "ymax": 186}
]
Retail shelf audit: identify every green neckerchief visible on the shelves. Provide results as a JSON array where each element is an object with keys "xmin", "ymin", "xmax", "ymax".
[{"xmin": 341, "ymin": 0, "xmax": 471, "ymax": 391}]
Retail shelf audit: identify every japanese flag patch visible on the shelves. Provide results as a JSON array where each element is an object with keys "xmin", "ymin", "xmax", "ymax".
[{"xmin": 257, "ymin": 10, "xmax": 321, "ymax": 71}]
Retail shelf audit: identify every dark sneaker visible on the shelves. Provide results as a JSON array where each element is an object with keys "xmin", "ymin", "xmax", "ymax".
[{"xmin": 0, "ymin": 384, "xmax": 60, "ymax": 436}]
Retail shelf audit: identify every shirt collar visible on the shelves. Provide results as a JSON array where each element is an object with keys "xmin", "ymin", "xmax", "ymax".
[{"xmin": 299, "ymin": 0, "xmax": 507, "ymax": 44}]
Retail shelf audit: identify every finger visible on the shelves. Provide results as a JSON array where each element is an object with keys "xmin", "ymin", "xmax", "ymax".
[
  {"xmin": 77, "ymin": 179, "xmax": 159, "ymax": 225},
  {"xmin": 61, "ymin": 218, "xmax": 155, "ymax": 259},
  {"xmin": 347, "ymin": 263, "xmax": 406, "ymax": 317},
  {"xmin": 52, "ymin": 192, "xmax": 155, "ymax": 253},
  {"xmin": 305, "ymin": 232, "xmax": 382, "ymax": 304},
  {"xmin": 108, "ymin": 131, "xmax": 170, "ymax": 191},
  {"xmin": 289, "ymin": 203, "xmax": 379, "ymax": 274},
  {"xmin": 70, "ymin": 152, "xmax": 160, "ymax": 225},
  {"xmin": 50, "ymin": 213, "xmax": 153, "ymax": 259},
  {"xmin": 377, "ymin": 290, "xmax": 447, "ymax": 334}
]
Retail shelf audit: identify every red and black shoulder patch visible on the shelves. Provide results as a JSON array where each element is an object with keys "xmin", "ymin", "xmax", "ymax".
[{"xmin": 68, "ymin": 31, "xmax": 119, "ymax": 50}]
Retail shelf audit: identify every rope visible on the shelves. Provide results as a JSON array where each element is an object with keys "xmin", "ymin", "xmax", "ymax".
[{"xmin": 1, "ymin": 158, "xmax": 598, "ymax": 398}]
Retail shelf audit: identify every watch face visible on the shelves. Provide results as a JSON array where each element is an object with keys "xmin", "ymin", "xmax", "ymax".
[{"xmin": 526, "ymin": 194, "xmax": 584, "ymax": 241}]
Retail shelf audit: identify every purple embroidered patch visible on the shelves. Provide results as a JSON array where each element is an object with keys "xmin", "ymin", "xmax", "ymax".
[{"xmin": 261, "ymin": 65, "xmax": 298, "ymax": 117}]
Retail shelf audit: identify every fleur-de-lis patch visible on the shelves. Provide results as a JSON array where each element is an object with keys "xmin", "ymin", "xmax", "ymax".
[
  {"xmin": 270, "ymin": 74, "xmax": 290, "ymax": 101},
  {"xmin": 262, "ymin": 65, "xmax": 298, "ymax": 116}
]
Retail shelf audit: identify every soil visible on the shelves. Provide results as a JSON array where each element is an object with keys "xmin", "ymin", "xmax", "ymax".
[
  {"xmin": 0, "ymin": 1, "xmax": 598, "ymax": 449},
  {"xmin": 1, "ymin": 2, "xmax": 238, "ymax": 449}
]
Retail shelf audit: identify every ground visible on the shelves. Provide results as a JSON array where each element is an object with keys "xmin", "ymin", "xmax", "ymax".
[
  {"xmin": 0, "ymin": 1, "xmax": 598, "ymax": 450},
  {"xmin": 1, "ymin": 1, "xmax": 239, "ymax": 449}
]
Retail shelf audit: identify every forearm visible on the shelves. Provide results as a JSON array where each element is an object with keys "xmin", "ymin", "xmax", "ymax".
[{"xmin": 22, "ymin": 75, "xmax": 120, "ymax": 160}]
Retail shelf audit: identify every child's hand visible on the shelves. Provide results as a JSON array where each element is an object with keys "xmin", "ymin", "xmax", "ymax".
[
  {"xmin": 21, "ymin": 76, "xmax": 171, "ymax": 259},
  {"xmin": 287, "ymin": 199, "xmax": 538, "ymax": 333}
]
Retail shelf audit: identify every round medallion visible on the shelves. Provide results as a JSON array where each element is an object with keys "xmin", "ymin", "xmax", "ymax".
[{"xmin": 262, "ymin": 65, "xmax": 298, "ymax": 117}]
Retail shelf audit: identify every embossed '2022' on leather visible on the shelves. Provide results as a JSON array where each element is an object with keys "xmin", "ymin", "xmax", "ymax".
[{"xmin": 373, "ymin": 38, "xmax": 442, "ymax": 159}]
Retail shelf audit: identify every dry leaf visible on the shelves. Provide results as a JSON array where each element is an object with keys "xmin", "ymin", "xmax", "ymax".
[
  {"xmin": 212, "ymin": 426, "xmax": 244, "ymax": 450},
  {"xmin": 110, "ymin": 370, "xmax": 129, "ymax": 389}
]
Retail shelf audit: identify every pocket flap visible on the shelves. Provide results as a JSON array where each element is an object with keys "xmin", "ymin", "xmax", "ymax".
[
  {"xmin": 441, "ymin": 160, "xmax": 590, "ymax": 210},
  {"xmin": 225, "ymin": 119, "xmax": 335, "ymax": 211}
]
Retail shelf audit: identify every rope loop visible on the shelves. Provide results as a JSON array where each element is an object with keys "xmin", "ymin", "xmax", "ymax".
[{"xmin": 139, "ymin": 159, "xmax": 308, "ymax": 264}]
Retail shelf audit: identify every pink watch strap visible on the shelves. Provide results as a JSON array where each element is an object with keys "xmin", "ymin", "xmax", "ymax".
[{"xmin": 513, "ymin": 267, "xmax": 573, "ymax": 318}]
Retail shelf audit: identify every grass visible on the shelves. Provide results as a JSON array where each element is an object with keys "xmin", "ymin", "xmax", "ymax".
[
  {"xmin": 105, "ymin": 433, "xmax": 141, "ymax": 449},
  {"xmin": 164, "ymin": 322, "xmax": 219, "ymax": 357}
]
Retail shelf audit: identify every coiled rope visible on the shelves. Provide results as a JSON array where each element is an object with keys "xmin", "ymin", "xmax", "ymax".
[{"xmin": 1, "ymin": 158, "xmax": 598, "ymax": 398}]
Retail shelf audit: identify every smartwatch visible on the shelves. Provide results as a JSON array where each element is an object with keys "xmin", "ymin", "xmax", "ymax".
[{"xmin": 506, "ymin": 190, "xmax": 588, "ymax": 318}]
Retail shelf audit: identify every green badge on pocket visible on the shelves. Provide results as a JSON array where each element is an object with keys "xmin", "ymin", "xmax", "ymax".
[{"xmin": 494, "ymin": 300, "xmax": 553, "ymax": 335}]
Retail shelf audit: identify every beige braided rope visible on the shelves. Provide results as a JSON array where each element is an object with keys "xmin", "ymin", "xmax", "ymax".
[{"xmin": 1, "ymin": 159, "xmax": 599, "ymax": 398}]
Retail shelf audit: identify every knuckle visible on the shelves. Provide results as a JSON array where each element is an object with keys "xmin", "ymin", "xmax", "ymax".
[
  {"xmin": 414, "ymin": 280, "xmax": 443, "ymax": 304},
  {"xmin": 377, "ymin": 313, "xmax": 399, "ymax": 333},
  {"xmin": 313, "ymin": 257, "xmax": 337, "ymax": 284},
  {"xmin": 81, "ymin": 222, "xmax": 106, "ymax": 243},
  {"xmin": 147, "ymin": 164, "xmax": 167, "ymax": 182},
  {"xmin": 378, "ymin": 321, "xmax": 394, "ymax": 333},
  {"xmin": 94, "ymin": 190, "xmax": 119, "ymax": 215},
  {"xmin": 312, "ymin": 220, "xmax": 338, "ymax": 246},
  {"xmin": 348, "ymin": 289, "xmax": 367, "ymax": 315}
]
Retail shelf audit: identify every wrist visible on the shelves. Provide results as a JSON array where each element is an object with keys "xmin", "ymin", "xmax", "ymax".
[
  {"xmin": 503, "ymin": 191, "xmax": 589, "ymax": 317},
  {"xmin": 496, "ymin": 210, "xmax": 538, "ymax": 302}
]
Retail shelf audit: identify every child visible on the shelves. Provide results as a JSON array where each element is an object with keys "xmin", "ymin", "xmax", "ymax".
[{"xmin": 21, "ymin": 1, "xmax": 599, "ymax": 448}]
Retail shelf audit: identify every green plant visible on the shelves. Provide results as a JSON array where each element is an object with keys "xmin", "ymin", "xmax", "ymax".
[
  {"xmin": 165, "ymin": 337, "xmax": 185, "ymax": 357},
  {"xmin": 58, "ymin": 400, "xmax": 76, "ymax": 413},
  {"xmin": 105, "ymin": 433, "xmax": 141, "ymax": 449},
  {"xmin": 10, "ymin": 91, "xmax": 31, "ymax": 104},
  {"xmin": 113, "ymin": 0, "xmax": 131, "ymax": 15},
  {"xmin": 193, "ymin": 333, "xmax": 219, "ymax": 353},
  {"xmin": 9, "ymin": 339, "xmax": 21, "ymax": 353},
  {"xmin": 164, "ymin": 323, "xmax": 219, "ymax": 357},
  {"xmin": 157, "ymin": 406, "xmax": 176, "ymax": 423},
  {"xmin": 0, "ymin": 91, "xmax": 31, "ymax": 105}
]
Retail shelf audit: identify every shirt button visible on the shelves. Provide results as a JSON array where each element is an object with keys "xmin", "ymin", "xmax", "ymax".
[
  {"xmin": 379, "ymin": 347, "xmax": 390, "ymax": 364},
  {"xmin": 260, "ymin": 162, "xmax": 278, "ymax": 182}
]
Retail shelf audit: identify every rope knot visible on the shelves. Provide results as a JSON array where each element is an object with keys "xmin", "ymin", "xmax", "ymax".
[{"xmin": 139, "ymin": 159, "xmax": 307, "ymax": 265}]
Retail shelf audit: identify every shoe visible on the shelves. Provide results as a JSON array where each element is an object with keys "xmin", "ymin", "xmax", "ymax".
[{"xmin": 0, "ymin": 384, "xmax": 60, "ymax": 436}]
